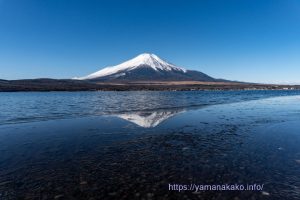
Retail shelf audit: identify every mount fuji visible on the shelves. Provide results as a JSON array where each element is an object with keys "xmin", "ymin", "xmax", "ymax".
[
  {"xmin": 2, "ymin": 53, "xmax": 299, "ymax": 91},
  {"xmin": 75, "ymin": 53, "xmax": 219, "ymax": 82}
]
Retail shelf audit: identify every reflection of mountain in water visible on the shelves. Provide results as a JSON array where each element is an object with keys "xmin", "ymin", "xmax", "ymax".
[{"xmin": 117, "ymin": 109, "xmax": 185, "ymax": 128}]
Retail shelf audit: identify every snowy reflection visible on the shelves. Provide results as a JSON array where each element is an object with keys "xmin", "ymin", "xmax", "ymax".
[{"xmin": 116, "ymin": 109, "xmax": 185, "ymax": 128}]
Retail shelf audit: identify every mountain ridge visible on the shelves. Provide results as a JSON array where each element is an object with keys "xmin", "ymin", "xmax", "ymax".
[
  {"xmin": 75, "ymin": 53, "xmax": 218, "ymax": 82},
  {"xmin": 1, "ymin": 53, "xmax": 299, "ymax": 91}
]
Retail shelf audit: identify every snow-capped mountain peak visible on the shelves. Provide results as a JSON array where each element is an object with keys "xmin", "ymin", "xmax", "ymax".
[{"xmin": 76, "ymin": 53, "xmax": 187, "ymax": 80}]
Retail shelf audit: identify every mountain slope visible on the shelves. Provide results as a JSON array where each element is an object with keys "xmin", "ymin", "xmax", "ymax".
[{"xmin": 75, "ymin": 53, "xmax": 217, "ymax": 82}]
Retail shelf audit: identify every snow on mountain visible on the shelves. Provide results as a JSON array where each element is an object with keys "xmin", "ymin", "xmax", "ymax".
[{"xmin": 75, "ymin": 53, "xmax": 187, "ymax": 80}]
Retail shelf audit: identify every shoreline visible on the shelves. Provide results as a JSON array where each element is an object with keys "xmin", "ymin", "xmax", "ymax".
[{"xmin": 1, "ymin": 79, "xmax": 299, "ymax": 92}]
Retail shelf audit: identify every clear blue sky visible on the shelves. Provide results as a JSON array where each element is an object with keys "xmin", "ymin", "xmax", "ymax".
[{"xmin": 0, "ymin": 0, "xmax": 299, "ymax": 83}]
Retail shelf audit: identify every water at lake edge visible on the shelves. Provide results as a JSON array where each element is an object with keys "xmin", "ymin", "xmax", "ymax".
[
  {"xmin": 1, "ymin": 90, "xmax": 300, "ymax": 125},
  {"xmin": 0, "ymin": 91, "xmax": 300, "ymax": 199}
]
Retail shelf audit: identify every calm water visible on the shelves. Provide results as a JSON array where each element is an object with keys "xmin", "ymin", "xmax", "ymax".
[
  {"xmin": 1, "ymin": 90, "xmax": 300, "ymax": 125},
  {"xmin": 0, "ymin": 91, "xmax": 300, "ymax": 200}
]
